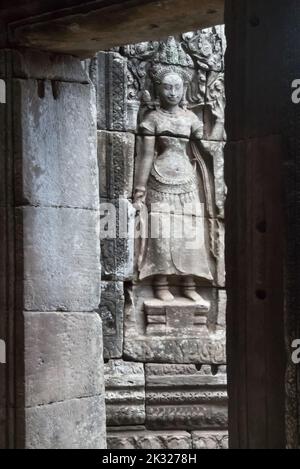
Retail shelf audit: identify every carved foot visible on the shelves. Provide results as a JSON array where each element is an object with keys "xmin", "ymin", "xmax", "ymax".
[
  {"xmin": 155, "ymin": 288, "xmax": 175, "ymax": 302},
  {"xmin": 183, "ymin": 289, "xmax": 210, "ymax": 309},
  {"xmin": 154, "ymin": 275, "xmax": 174, "ymax": 302},
  {"xmin": 182, "ymin": 277, "xmax": 210, "ymax": 309}
]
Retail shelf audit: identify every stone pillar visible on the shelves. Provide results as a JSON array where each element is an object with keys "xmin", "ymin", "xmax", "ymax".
[
  {"xmin": 225, "ymin": 0, "xmax": 300, "ymax": 449},
  {"xmin": 0, "ymin": 49, "xmax": 106, "ymax": 449}
]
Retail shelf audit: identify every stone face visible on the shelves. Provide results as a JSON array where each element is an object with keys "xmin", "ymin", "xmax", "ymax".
[
  {"xmin": 98, "ymin": 131, "xmax": 135, "ymax": 199},
  {"xmin": 107, "ymin": 428, "xmax": 192, "ymax": 450},
  {"xmin": 24, "ymin": 312, "xmax": 104, "ymax": 407},
  {"xmin": 100, "ymin": 282, "xmax": 124, "ymax": 360},
  {"xmin": 192, "ymin": 431, "xmax": 229, "ymax": 449},
  {"xmin": 145, "ymin": 364, "xmax": 228, "ymax": 430},
  {"xmin": 19, "ymin": 207, "xmax": 101, "ymax": 312},
  {"xmin": 14, "ymin": 79, "xmax": 98, "ymax": 209},
  {"xmin": 24, "ymin": 396, "xmax": 106, "ymax": 449},
  {"xmin": 100, "ymin": 198, "xmax": 135, "ymax": 281},
  {"xmin": 104, "ymin": 360, "xmax": 145, "ymax": 426}
]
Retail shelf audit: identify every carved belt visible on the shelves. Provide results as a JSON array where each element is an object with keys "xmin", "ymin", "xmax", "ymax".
[{"xmin": 148, "ymin": 172, "xmax": 197, "ymax": 195}]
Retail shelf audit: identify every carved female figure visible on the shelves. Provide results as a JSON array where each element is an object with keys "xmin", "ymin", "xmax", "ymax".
[{"xmin": 134, "ymin": 39, "xmax": 213, "ymax": 306}]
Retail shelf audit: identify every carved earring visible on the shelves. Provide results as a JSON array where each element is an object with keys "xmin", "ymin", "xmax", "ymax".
[
  {"xmin": 181, "ymin": 97, "xmax": 188, "ymax": 110},
  {"xmin": 154, "ymin": 98, "xmax": 161, "ymax": 110},
  {"xmin": 181, "ymin": 87, "xmax": 188, "ymax": 110}
]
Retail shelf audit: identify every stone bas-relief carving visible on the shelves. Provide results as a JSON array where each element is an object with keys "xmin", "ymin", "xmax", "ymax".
[
  {"xmin": 145, "ymin": 364, "xmax": 228, "ymax": 430},
  {"xmin": 100, "ymin": 282, "xmax": 124, "ymax": 360},
  {"xmin": 104, "ymin": 360, "xmax": 145, "ymax": 426},
  {"xmin": 192, "ymin": 431, "xmax": 228, "ymax": 450},
  {"xmin": 107, "ymin": 428, "xmax": 192, "ymax": 450},
  {"xmin": 134, "ymin": 37, "xmax": 216, "ymax": 305},
  {"xmin": 100, "ymin": 198, "xmax": 135, "ymax": 281},
  {"xmin": 124, "ymin": 284, "xmax": 226, "ymax": 364},
  {"xmin": 96, "ymin": 27, "xmax": 227, "ymax": 449},
  {"xmin": 107, "ymin": 429, "xmax": 228, "ymax": 450},
  {"xmin": 90, "ymin": 27, "xmax": 225, "ymax": 136},
  {"xmin": 98, "ymin": 131, "xmax": 135, "ymax": 200}
]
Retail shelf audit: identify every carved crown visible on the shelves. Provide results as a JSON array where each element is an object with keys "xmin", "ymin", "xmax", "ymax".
[{"xmin": 150, "ymin": 37, "xmax": 194, "ymax": 84}]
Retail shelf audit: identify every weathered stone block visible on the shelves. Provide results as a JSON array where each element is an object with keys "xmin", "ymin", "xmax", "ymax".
[
  {"xmin": 100, "ymin": 198, "xmax": 135, "ymax": 281},
  {"xmin": 24, "ymin": 396, "xmax": 106, "ymax": 449},
  {"xmin": 145, "ymin": 364, "xmax": 228, "ymax": 430},
  {"xmin": 14, "ymin": 79, "xmax": 98, "ymax": 209},
  {"xmin": 107, "ymin": 428, "xmax": 192, "ymax": 449},
  {"xmin": 19, "ymin": 207, "xmax": 101, "ymax": 312},
  {"xmin": 98, "ymin": 131, "xmax": 135, "ymax": 199},
  {"xmin": 104, "ymin": 360, "xmax": 145, "ymax": 427},
  {"xmin": 124, "ymin": 284, "xmax": 226, "ymax": 364},
  {"xmin": 24, "ymin": 312, "xmax": 104, "ymax": 407},
  {"xmin": 100, "ymin": 282, "xmax": 124, "ymax": 360},
  {"xmin": 11, "ymin": 49, "xmax": 89, "ymax": 82},
  {"xmin": 192, "ymin": 431, "xmax": 229, "ymax": 449}
]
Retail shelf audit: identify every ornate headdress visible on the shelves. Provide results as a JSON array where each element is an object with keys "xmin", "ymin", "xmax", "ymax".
[{"xmin": 149, "ymin": 37, "xmax": 194, "ymax": 84}]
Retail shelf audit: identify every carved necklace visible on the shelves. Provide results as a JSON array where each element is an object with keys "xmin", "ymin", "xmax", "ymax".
[{"xmin": 158, "ymin": 107, "xmax": 183, "ymax": 117}]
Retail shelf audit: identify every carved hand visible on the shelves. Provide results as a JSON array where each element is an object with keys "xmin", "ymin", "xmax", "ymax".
[{"xmin": 133, "ymin": 189, "xmax": 146, "ymax": 211}]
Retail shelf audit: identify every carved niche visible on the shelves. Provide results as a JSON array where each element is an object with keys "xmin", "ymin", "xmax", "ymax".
[
  {"xmin": 118, "ymin": 32, "xmax": 227, "ymax": 365},
  {"xmin": 92, "ymin": 27, "xmax": 228, "ymax": 449}
]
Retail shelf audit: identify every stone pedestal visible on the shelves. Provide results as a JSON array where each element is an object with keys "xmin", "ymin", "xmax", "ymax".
[
  {"xmin": 144, "ymin": 298, "xmax": 208, "ymax": 336},
  {"xmin": 124, "ymin": 285, "xmax": 226, "ymax": 364}
]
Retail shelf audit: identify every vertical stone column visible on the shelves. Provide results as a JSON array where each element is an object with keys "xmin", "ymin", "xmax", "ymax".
[
  {"xmin": 225, "ymin": 0, "xmax": 300, "ymax": 449},
  {"xmin": 0, "ymin": 49, "xmax": 106, "ymax": 449}
]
